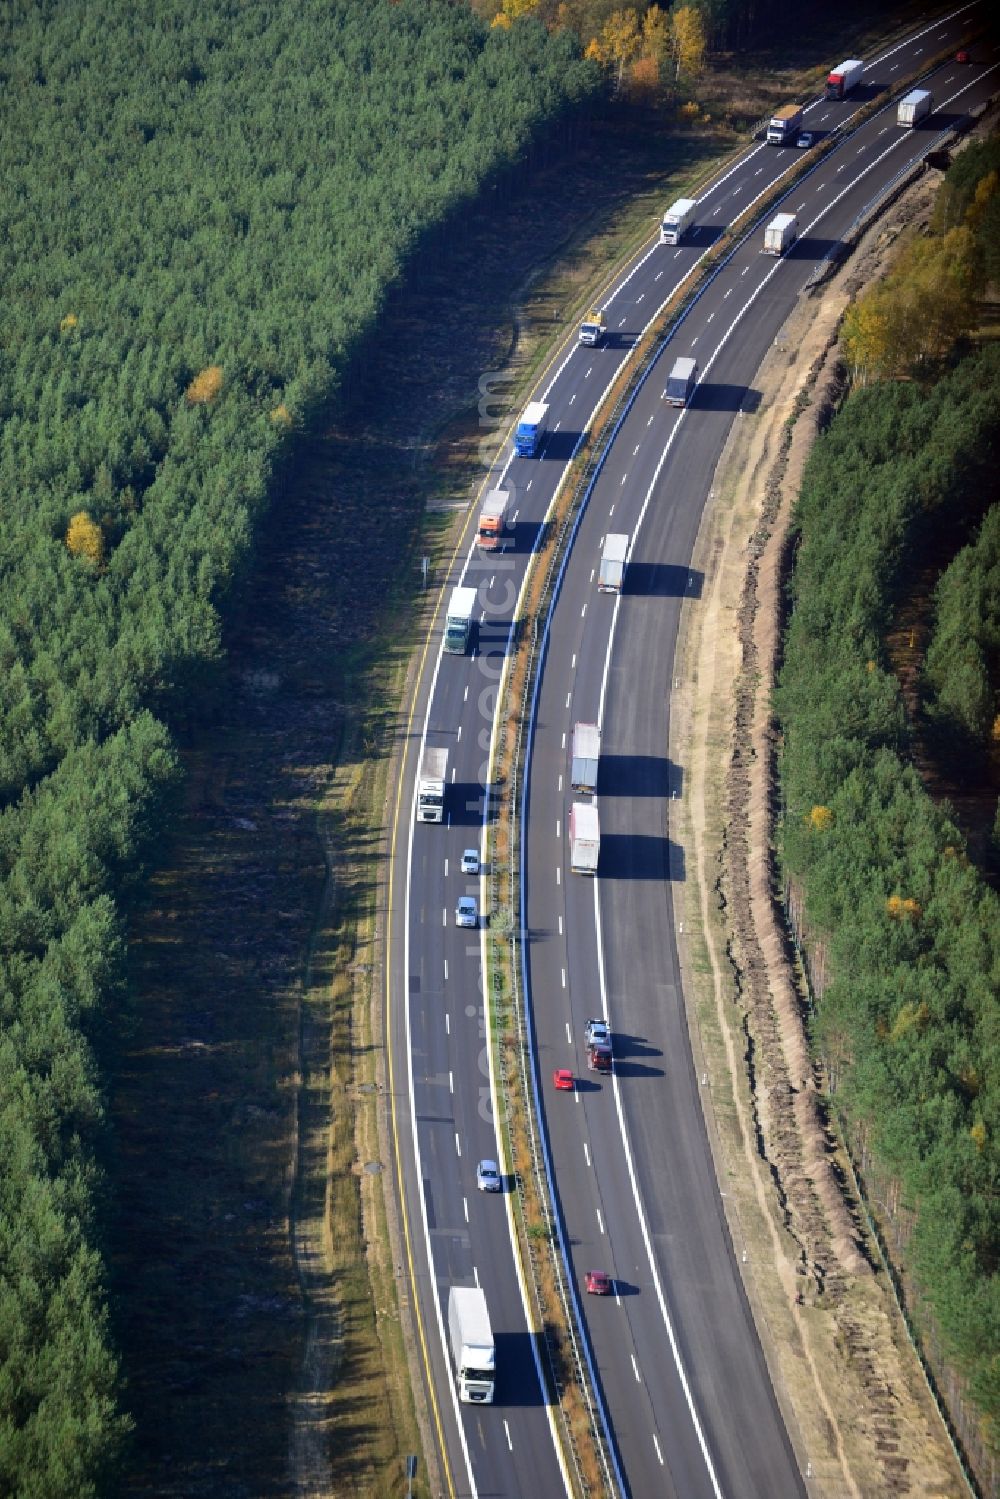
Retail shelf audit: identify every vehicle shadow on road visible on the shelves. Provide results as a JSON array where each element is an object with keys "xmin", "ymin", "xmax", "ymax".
[
  {"xmin": 623, "ymin": 561, "xmax": 703, "ymax": 597},
  {"xmin": 785, "ymin": 235, "xmax": 841, "ymax": 262},
  {"xmin": 541, "ymin": 428, "xmax": 582, "ymax": 464},
  {"xmin": 477, "ymin": 615, "xmax": 523, "ymax": 659},
  {"xmin": 570, "ymin": 1076, "xmax": 603, "ymax": 1094},
  {"xmin": 691, "ymin": 383, "xmax": 760, "ymax": 415},
  {"xmin": 612, "ymin": 1031, "xmax": 663, "ymax": 1061},
  {"xmin": 511, "ymin": 516, "xmax": 545, "ymax": 555},
  {"xmin": 611, "ymin": 1033, "xmax": 665, "ymax": 1080},
  {"xmin": 598, "ymin": 753, "xmax": 682, "ymax": 800},
  {"xmin": 449, "ymin": 781, "xmax": 486, "ymax": 826},
  {"xmin": 598, "ymin": 832, "xmax": 685, "ymax": 881},
  {"xmin": 491, "ymin": 1331, "xmax": 548, "ymax": 1407},
  {"xmin": 690, "ymin": 224, "xmax": 725, "ymax": 250}
]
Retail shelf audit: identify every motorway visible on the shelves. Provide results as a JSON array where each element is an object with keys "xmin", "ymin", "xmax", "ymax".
[{"xmin": 385, "ymin": 8, "xmax": 994, "ymax": 1497}]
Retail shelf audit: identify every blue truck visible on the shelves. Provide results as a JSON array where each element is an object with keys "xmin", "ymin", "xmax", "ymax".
[{"xmin": 514, "ymin": 400, "xmax": 549, "ymax": 458}]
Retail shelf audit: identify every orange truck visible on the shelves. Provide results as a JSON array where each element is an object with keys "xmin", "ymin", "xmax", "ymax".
[{"xmin": 477, "ymin": 488, "xmax": 514, "ymax": 552}]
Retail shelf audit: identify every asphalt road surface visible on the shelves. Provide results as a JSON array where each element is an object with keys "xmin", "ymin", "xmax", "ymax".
[{"xmin": 386, "ymin": 9, "xmax": 994, "ymax": 1495}]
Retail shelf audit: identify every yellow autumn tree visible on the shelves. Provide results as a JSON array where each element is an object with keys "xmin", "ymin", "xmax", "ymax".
[
  {"xmin": 587, "ymin": 9, "xmax": 641, "ymax": 93},
  {"xmin": 185, "ymin": 365, "xmax": 224, "ymax": 405},
  {"xmin": 66, "ymin": 510, "xmax": 105, "ymax": 568},
  {"xmin": 670, "ymin": 6, "xmax": 706, "ymax": 84},
  {"xmin": 808, "ymin": 805, "xmax": 833, "ymax": 832},
  {"xmin": 893, "ymin": 227, "xmax": 977, "ymax": 368},
  {"xmin": 965, "ymin": 169, "xmax": 998, "ymax": 233},
  {"xmin": 844, "ymin": 223, "xmax": 979, "ymax": 383},
  {"xmin": 841, "ymin": 290, "xmax": 895, "ymax": 385},
  {"xmin": 624, "ymin": 5, "xmax": 669, "ymax": 100},
  {"xmin": 640, "ymin": 5, "xmax": 669, "ymax": 68}
]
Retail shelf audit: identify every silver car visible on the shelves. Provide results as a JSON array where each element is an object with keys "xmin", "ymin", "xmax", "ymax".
[
  {"xmin": 476, "ymin": 1159, "xmax": 502, "ymax": 1192},
  {"xmin": 461, "ymin": 848, "xmax": 480, "ymax": 875},
  {"xmin": 455, "ymin": 896, "xmax": 478, "ymax": 929}
]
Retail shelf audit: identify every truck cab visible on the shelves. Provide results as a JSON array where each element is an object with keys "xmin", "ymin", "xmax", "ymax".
[
  {"xmin": 659, "ymin": 197, "xmax": 697, "ymax": 245},
  {"xmin": 477, "ymin": 489, "xmax": 512, "ymax": 552},
  {"xmin": 579, "ymin": 308, "xmax": 607, "ymax": 346},
  {"xmin": 766, "ymin": 104, "xmax": 804, "ymax": 145},
  {"xmin": 444, "ymin": 585, "xmax": 477, "ymax": 654}
]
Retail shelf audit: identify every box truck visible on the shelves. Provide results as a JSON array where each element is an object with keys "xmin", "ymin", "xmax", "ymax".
[
  {"xmin": 766, "ymin": 104, "xmax": 804, "ymax": 145},
  {"xmin": 514, "ymin": 401, "xmax": 549, "ymax": 457},
  {"xmin": 825, "ymin": 59, "xmax": 864, "ymax": 99},
  {"xmin": 763, "ymin": 213, "xmax": 798, "ymax": 256},
  {"xmin": 477, "ymin": 489, "xmax": 513, "ymax": 552},
  {"xmin": 599, "ymin": 533, "xmax": 628, "ymax": 593},
  {"xmin": 416, "ymin": 747, "xmax": 448, "ymax": 824},
  {"xmin": 569, "ymin": 802, "xmax": 600, "ymax": 875},
  {"xmin": 444, "ymin": 585, "xmax": 477, "ymax": 654},
  {"xmin": 448, "ymin": 1287, "xmax": 495, "ymax": 1404},
  {"xmin": 897, "ymin": 89, "xmax": 932, "ymax": 127},
  {"xmin": 665, "ymin": 356, "xmax": 697, "ymax": 407},
  {"xmin": 660, "ymin": 197, "xmax": 697, "ymax": 245},
  {"xmin": 571, "ymin": 722, "xmax": 601, "ymax": 794}
]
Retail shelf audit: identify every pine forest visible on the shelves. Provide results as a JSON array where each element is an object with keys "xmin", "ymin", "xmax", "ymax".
[{"xmin": 0, "ymin": 3, "xmax": 597, "ymax": 1492}]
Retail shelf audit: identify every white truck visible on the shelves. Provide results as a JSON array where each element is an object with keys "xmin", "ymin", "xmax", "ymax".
[
  {"xmin": 444, "ymin": 585, "xmax": 477, "ymax": 655},
  {"xmin": 599, "ymin": 533, "xmax": 628, "ymax": 593},
  {"xmin": 766, "ymin": 103, "xmax": 804, "ymax": 145},
  {"xmin": 448, "ymin": 1286, "xmax": 495, "ymax": 1404},
  {"xmin": 763, "ymin": 213, "xmax": 798, "ymax": 256},
  {"xmin": 665, "ymin": 356, "xmax": 697, "ymax": 407},
  {"xmin": 571, "ymin": 722, "xmax": 601, "ymax": 794},
  {"xmin": 477, "ymin": 489, "xmax": 513, "ymax": 552},
  {"xmin": 897, "ymin": 89, "xmax": 932, "ymax": 128},
  {"xmin": 578, "ymin": 307, "xmax": 608, "ymax": 346},
  {"xmin": 569, "ymin": 802, "xmax": 600, "ymax": 875},
  {"xmin": 660, "ymin": 197, "xmax": 697, "ymax": 245},
  {"xmin": 416, "ymin": 747, "xmax": 448, "ymax": 824},
  {"xmin": 825, "ymin": 59, "xmax": 864, "ymax": 100}
]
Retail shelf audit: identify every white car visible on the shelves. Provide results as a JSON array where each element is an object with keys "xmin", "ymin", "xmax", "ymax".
[
  {"xmin": 455, "ymin": 896, "xmax": 478, "ymax": 929},
  {"xmin": 476, "ymin": 1159, "xmax": 502, "ymax": 1193},
  {"xmin": 461, "ymin": 848, "xmax": 480, "ymax": 875},
  {"xmin": 585, "ymin": 1018, "xmax": 611, "ymax": 1047},
  {"xmin": 797, "ymin": 132, "xmax": 814, "ymax": 148}
]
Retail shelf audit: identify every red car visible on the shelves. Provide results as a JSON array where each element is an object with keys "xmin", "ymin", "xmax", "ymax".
[
  {"xmin": 553, "ymin": 1068, "xmax": 574, "ymax": 1091},
  {"xmin": 585, "ymin": 1271, "xmax": 613, "ymax": 1295},
  {"xmin": 955, "ymin": 49, "xmax": 970, "ymax": 64}
]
